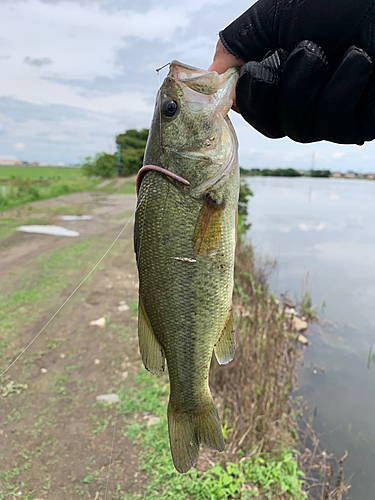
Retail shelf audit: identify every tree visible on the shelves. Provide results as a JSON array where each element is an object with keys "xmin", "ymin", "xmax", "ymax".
[
  {"xmin": 82, "ymin": 153, "xmax": 116, "ymax": 178},
  {"xmin": 310, "ymin": 170, "xmax": 331, "ymax": 178},
  {"xmin": 116, "ymin": 128, "xmax": 149, "ymax": 176}
]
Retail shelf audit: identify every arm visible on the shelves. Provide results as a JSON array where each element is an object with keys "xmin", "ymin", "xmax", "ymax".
[
  {"xmin": 210, "ymin": 0, "xmax": 375, "ymax": 145},
  {"xmin": 220, "ymin": 0, "xmax": 375, "ymax": 62}
]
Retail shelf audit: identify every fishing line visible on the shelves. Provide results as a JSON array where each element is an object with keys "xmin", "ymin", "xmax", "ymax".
[
  {"xmin": 104, "ymin": 403, "xmax": 119, "ymax": 500},
  {"xmin": 0, "ymin": 210, "xmax": 136, "ymax": 378}
]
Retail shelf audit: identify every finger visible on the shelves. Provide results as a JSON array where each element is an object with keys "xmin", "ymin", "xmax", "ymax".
[
  {"xmin": 208, "ymin": 39, "xmax": 245, "ymax": 74},
  {"xmin": 236, "ymin": 51, "xmax": 285, "ymax": 138},
  {"xmin": 314, "ymin": 46, "xmax": 373, "ymax": 144},
  {"xmin": 277, "ymin": 41, "xmax": 328, "ymax": 143}
]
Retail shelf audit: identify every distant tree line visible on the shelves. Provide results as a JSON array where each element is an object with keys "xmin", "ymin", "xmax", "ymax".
[
  {"xmin": 82, "ymin": 131, "xmax": 331, "ymax": 181},
  {"xmin": 310, "ymin": 170, "xmax": 331, "ymax": 178},
  {"xmin": 241, "ymin": 167, "xmax": 331, "ymax": 178}
]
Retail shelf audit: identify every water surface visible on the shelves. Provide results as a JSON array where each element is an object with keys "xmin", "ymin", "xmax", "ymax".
[{"xmin": 245, "ymin": 177, "xmax": 375, "ymax": 499}]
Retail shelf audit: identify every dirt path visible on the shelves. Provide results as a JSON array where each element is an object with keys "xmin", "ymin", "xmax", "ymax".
[{"xmin": 0, "ymin": 192, "xmax": 149, "ymax": 500}]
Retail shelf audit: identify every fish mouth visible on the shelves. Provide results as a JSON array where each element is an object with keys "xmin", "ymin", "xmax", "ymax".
[{"xmin": 168, "ymin": 60, "xmax": 238, "ymax": 118}]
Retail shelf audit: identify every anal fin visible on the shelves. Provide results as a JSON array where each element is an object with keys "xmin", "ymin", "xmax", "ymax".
[
  {"xmin": 138, "ymin": 295, "xmax": 165, "ymax": 375},
  {"xmin": 214, "ymin": 309, "xmax": 235, "ymax": 365}
]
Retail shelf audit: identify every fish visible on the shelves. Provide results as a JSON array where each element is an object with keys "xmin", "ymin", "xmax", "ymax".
[{"xmin": 134, "ymin": 60, "xmax": 239, "ymax": 473}]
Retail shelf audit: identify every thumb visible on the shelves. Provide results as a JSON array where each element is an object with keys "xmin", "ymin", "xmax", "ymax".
[{"xmin": 208, "ymin": 39, "xmax": 245, "ymax": 74}]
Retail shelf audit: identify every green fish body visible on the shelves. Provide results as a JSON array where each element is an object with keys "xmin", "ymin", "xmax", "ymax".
[{"xmin": 134, "ymin": 61, "xmax": 239, "ymax": 473}]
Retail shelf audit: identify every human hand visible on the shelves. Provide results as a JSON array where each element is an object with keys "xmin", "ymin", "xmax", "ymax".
[
  {"xmin": 216, "ymin": 0, "xmax": 375, "ymax": 145},
  {"xmin": 208, "ymin": 39, "xmax": 245, "ymax": 75}
]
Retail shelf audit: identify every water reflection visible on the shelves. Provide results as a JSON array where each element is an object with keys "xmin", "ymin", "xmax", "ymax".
[{"xmin": 244, "ymin": 177, "xmax": 375, "ymax": 500}]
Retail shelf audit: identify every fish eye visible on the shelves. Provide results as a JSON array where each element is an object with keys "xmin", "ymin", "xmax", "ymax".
[{"xmin": 162, "ymin": 99, "xmax": 178, "ymax": 119}]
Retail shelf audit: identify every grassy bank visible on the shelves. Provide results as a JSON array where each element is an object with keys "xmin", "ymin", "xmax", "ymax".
[
  {"xmin": 0, "ymin": 166, "xmax": 84, "ymax": 180},
  {"xmin": 0, "ymin": 166, "xmax": 135, "ymax": 212}
]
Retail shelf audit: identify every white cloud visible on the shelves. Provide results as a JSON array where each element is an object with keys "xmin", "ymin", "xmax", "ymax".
[
  {"xmin": 332, "ymin": 151, "xmax": 346, "ymax": 160},
  {"xmin": 13, "ymin": 142, "xmax": 25, "ymax": 151}
]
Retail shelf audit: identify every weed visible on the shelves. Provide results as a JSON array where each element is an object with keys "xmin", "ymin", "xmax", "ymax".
[
  {"xmin": 125, "ymin": 423, "xmax": 142, "ymax": 440},
  {"xmin": 54, "ymin": 375, "xmax": 68, "ymax": 395},
  {"xmin": 300, "ymin": 292, "xmax": 318, "ymax": 321},
  {"xmin": 0, "ymin": 377, "xmax": 28, "ymax": 397},
  {"xmin": 65, "ymin": 364, "xmax": 78, "ymax": 371},
  {"xmin": 7, "ymin": 408, "xmax": 21, "ymax": 422},
  {"xmin": 300, "ymin": 273, "xmax": 318, "ymax": 321},
  {"xmin": 82, "ymin": 474, "xmax": 94, "ymax": 483},
  {"xmin": 91, "ymin": 415, "xmax": 113, "ymax": 435},
  {"xmin": 34, "ymin": 441, "xmax": 52, "ymax": 457},
  {"xmin": 242, "ymin": 450, "xmax": 307, "ymax": 499},
  {"xmin": 48, "ymin": 338, "xmax": 61, "ymax": 349}
]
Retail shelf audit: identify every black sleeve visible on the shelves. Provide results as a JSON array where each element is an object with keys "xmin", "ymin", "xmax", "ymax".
[{"xmin": 220, "ymin": 0, "xmax": 375, "ymax": 62}]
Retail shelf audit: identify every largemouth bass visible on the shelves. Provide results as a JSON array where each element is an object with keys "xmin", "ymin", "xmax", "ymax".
[{"xmin": 134, "ymin": 61, "xmax": 239, "ymax": 473}]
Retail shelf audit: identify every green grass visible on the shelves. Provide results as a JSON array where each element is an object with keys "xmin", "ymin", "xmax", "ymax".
[
  {"xmin": 0, "ymin": 166, "xmax": 84, "ymax": 180},
  {"xmin": 117, "ymin": 367, "xmax": 307, "ymax": 500},
  {"xmin": 0, "ymin": 178, "xmax": 101, "ymax": 212},
  {"xmin": 0, "ymin": 166, "xmax": 135, "ymax": 212}
]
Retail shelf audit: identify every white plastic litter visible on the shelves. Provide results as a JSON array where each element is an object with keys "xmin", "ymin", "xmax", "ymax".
[
  {"xmin": 16, "ymin": 225, "xmax": 79, "ymax": 237},
  {"xmin": 96, "ymin": 394, "xmax": 120, "ymax": 404},
  {"xmin": 90, "ymin": 317, "xmax": 106, "ymax": 327},
  {"xmin": 59, "ymin": 215, "xmax": 92, "ymax": 221}
]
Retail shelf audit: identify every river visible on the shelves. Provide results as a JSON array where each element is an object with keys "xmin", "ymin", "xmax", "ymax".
[{"xmin": 244, "ymin": 176, "xmax": 375, "ymax": 500}]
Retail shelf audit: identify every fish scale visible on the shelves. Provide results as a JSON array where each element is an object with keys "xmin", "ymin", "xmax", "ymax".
[{"xmin": 134, "ymin": 61, "xmax": 239, "ymax": 473}]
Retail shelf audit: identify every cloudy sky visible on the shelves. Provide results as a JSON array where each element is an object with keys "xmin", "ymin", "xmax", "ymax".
[{"xmin": 1, "ymin": 0, "xmax": 375, "ymax": 171}]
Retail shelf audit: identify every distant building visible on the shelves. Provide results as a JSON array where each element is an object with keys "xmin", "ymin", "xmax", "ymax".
[
  {"xmin": 331, "ymin": 172, "xmax": 342, "ymax": 178},
  {"xmin": 366, "ymin": 173, "xmax": 375, "ymax": 180},
  {"xmin": 0, "ymin": 158, "xmax": 21, "ymax": 165},
  {"xmin": 345, "ymin": 171, "xmax": 357, "ymax": 179}
]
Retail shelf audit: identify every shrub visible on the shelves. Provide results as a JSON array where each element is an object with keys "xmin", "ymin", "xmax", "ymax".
[
  {"xmin": 82, "ymin": 153, "xmax": 116, "ymax": 178},
  {"xmin": 238, "ymin": 181, "xmax": 253, "ymax": 216},
  {"xmin": 27, "ymin": 186, "xmax": 40, "ymax": 200}
]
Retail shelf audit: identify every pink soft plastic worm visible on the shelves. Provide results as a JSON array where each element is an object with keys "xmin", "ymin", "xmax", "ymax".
[{"xmin": 136, "ymin": 165, "xmax": 191, "ymax": 196}]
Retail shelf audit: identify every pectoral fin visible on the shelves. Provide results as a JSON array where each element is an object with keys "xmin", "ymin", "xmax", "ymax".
[
  {"xmin": 138, "ymin": 295, "xmax": 165, "ymax": 375},
  {"xmin": 214, "ymin": 309, "xmax": 235, "ymax": 365},
  {"xmin": 192, "ymin": 195, "xmax": 225, "ymax": 256}
]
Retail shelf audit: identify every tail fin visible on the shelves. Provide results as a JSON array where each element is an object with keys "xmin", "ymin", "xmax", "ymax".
[{"xmin": 168, "ymin": 399, "xmax": 225, "ymax": 473}]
